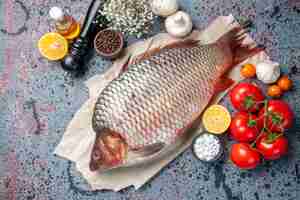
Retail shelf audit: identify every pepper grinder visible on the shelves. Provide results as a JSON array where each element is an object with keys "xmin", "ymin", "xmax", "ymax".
[{"xmin": 61, "ymin": 0, "xmax": 107, "ymax": 73}]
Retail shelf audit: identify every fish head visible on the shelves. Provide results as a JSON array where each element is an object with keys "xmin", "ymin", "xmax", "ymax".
[{"xmin": 90, "ymin": 129, "xmax": 128, "ymax": 172}]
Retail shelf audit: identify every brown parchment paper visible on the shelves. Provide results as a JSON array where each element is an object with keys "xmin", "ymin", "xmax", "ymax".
[{"xmin": 54, "ymin": 15, "xmax": 272, "ymax": 191}]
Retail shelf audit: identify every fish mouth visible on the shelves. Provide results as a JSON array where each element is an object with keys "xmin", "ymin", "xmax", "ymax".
[{"xmin": 90, "ymin": 129, "xmax": 128, "ymax": 172}]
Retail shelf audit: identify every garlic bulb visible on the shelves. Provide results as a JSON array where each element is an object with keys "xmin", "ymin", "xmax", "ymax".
[
  {"xmin": 151, "ymin": 0, "xmax": 179, "ymax": 17},
  {"xmin": 256, "ymin": 61, "xmax": 281, "ymax": 84},
  {"xmin": 165, "ymin": 11, "xmax": 193, "ymax": 38}
]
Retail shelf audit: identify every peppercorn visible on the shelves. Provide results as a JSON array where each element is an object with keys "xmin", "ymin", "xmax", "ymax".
[{"xmin": 94, "ymin": 29, "xmax": 124, "ymax": 59}]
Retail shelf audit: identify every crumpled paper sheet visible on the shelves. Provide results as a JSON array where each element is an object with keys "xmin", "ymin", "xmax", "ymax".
[{"xmin": 54, "ymin": 15, "xmax": 271, "ymax": 191}]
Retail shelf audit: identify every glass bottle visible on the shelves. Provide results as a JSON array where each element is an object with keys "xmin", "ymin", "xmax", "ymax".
[{"xmin": 49, "ymin": 7, "xmax": 79, "ymax": 38}]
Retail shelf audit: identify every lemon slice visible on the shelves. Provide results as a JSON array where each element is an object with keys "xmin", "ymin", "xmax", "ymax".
[
  {"xmin": 38, "ymin": 32, "xmax": 68, "ymax": 61},
  {"xmin": 65, "ymin": 23, "xmax": 81, "ymax": 40},
  {"xmin": 202, "ymin": 105, "xmax": 231, "ymax": 134}
]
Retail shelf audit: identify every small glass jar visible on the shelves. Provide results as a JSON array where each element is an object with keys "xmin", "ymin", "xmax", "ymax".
[
  {"xmin": 192, "ymin": 133, "xmax": 223, "ymax": 162},
  {"xmin": 94, "ymin": 29, "xmax": 124, "ymax": 59}
]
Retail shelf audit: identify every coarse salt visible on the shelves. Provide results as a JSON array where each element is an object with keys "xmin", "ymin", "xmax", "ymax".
[{"xmin": 193, "ymin": 133, "xmax": 223, "ymax": 162}]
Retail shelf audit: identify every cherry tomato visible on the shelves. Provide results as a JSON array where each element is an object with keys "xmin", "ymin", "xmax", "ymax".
[
  {"xmin": 230, "ymin": 83, "xmax": 265, "ymax": 112},
  {"xmin": 229, "ymin": 112, "xmax": 262, "ymax": 142},
  {"xmin": 241, "ymin": 63, "xmax": 256, "ymax": 78},
  {"xmin": 258, "ymin": 100, "xmax": 294, "ymax": 132},
  {"xmin": 277, "ymin": 75, "xmax": 293, "ymax": 91},
  {"xmin": 230, "ymin": 143, "xmax": 261, "ymax": 169},
  {"xmin": 257, "ymin": 133, "xmax": 288, "ymax": 160},
  {"xmin": 267, "ymin": 85, "xmax": 282, "ymax": 98}
]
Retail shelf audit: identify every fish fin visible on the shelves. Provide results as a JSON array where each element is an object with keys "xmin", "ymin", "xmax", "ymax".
[
  {"xmin": 163, "ymin": 39, "xmax": 200, "ymax": 50},
  {"xmin": 217, "ymin": 21, "xmax": 264, "ymax": 66},
  {"xmin": 131, "ymin": 39, "xmax": 200, "ymax": 64},
  {"xmin": 131, "ymin": 38, "xmax": 161, "ymax": 64},
  {"xmin": 232, "ymin": 44, "xmax": 264, "ymax": 66},
  {"xmin": 132, "ymin": 47, "xmax": 162, "ymax": 64},
  {"xmin": 214, "ymin": 76, "xmax": 235, "ymax": 94},
  {"xmin": 131, "ymin": 142, "xmax": 165, "ymax": 157},
  {"xmin": 121, "ymin": 55, "xmax": 132, "ymax": 72}
]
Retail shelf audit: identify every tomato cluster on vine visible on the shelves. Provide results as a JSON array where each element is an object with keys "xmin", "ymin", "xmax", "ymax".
[{"xmin": 228, "ymin": 82, "xmax": 294, "ymax": 169}]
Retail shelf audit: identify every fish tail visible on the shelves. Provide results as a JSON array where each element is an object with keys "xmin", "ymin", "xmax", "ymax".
[
  {"xmin": 218, "ymin": 20, "xmax": 265, "ymax": 66},
  {"xmin": 89, "ymin": 129, "xmax": 128, "ymax": 172}
]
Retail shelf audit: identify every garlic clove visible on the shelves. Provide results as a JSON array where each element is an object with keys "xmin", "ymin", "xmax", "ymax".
[
  {"xmin": 256, "ymin": 61, "xmax": 281, "ymax": 84},
  {"xmin": 165, "ymin": 11, "xmax": 193, "ymax": 38}
]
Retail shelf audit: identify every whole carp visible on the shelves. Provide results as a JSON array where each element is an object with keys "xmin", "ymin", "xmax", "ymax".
[{"xmin": 90, "ymin": 24, "xmax": 262, "ymax": 172}]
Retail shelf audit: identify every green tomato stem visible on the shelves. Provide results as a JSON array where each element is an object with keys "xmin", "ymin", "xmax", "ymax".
[{"xmin": 251, "ymin": 100, "xmax": 269, "ymax": 148}]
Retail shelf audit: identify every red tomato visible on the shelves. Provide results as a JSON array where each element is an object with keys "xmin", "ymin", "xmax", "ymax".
[
  {"xmin": 229, "ymin": 112, "xmax": 262, "ymax": 142},
  {"xmin": 257, "ymin": 133, "xmax": 288, "ymax": 160},
  {"xmin": 230, "ymin": 83, "xmax": 265, "ymax": 112},
  {"xmin": 258, "ymin": 100, "xmax": 294, "ymax": 132},
  {"xmin": 230, "ymin": 143, "xmax": 261, "ymax": 169}
]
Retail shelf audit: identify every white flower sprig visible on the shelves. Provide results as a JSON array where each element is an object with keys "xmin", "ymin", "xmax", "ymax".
[{"xmin": 101, "ymin": 0, "xmax": 155, "ymax": 38}]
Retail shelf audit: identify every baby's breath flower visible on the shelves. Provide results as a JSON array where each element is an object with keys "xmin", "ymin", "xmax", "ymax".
[{"xmin": 101, "ymin": 0, "xmax": 155, "ymax": 38}]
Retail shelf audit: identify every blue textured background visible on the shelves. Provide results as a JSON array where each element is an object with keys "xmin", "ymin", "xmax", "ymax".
[{"xmin": 0, "ymin": 0, "xmax": 299, "ymax": 200}]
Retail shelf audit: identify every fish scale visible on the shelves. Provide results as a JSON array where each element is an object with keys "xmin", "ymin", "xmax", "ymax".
[
  {"xmin": 89, "ymin": 24, "xmax": 263, "ymax": 171},
  {"xmin": 92, "ymin": 43, "xmax": 229, "ymax": 149}
]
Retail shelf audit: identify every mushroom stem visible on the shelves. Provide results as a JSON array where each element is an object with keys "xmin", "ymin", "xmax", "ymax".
[{"xmin": 174, "ymin": 14, "xmax": 185, "ymax": 25}]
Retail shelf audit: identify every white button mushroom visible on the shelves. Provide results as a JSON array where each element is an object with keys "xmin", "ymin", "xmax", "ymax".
[
  {"xmin": 151, "ymin": 0, "xmax": 179, "ymax": 17},
  {"xmin": 256, "ymin": 61, "xmax": 281, "ymax": 84},
  {"xmin": 165, "ymin": 11, "xmax": 193, "ymax": 38}
]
